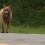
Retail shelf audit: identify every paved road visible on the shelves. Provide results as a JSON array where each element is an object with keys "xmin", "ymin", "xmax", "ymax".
[{"xmin": 0, "ymin": 33, "xmax": 45, "ymax": 45}]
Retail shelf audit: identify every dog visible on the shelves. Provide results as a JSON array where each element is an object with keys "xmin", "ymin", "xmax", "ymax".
[{"xmin": 0, "ymin": 4, "xmax": 12, "ymax": 33}]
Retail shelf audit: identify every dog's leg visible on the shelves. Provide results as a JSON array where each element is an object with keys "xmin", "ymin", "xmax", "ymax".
[
  {"xmin": 2, "ymin": 23, "xmax": 4, "ymax": 33},
  {"xmin": 3, "ymin": 23, "xmax": 9, "ymax": 33}
]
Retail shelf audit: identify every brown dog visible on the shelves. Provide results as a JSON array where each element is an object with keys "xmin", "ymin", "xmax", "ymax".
[{"xmin": 0, "ymin": 4, "xmax": 12, "ymax": 33}]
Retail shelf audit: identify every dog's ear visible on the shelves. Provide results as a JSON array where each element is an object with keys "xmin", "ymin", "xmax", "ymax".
[{"xmin": 3, "ymin": 4, "xmax": 5, "ymax": 8}]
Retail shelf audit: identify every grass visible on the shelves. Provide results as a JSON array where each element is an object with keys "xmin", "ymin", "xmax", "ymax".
[
  {"xmin": 0, "ymin": 25, "xmax": 45, "ymax": 34},
  {"xmin": 9, "ymin": 26, "xmax": 45, "ymax": 34}
]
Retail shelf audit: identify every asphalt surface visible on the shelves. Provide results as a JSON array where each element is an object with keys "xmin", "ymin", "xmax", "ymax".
[{"xmin": 0, "ymin": 33, "xmax": 45, "ymax": 45}]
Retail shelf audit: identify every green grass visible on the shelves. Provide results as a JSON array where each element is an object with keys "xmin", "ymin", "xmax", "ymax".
[
  {"xmin": 0, "ymin": 25, "xmax": 45, "ymax": 34},
  {"xmin": 9, "ymin": 26, "xmax": 45, "ymax": 34}
]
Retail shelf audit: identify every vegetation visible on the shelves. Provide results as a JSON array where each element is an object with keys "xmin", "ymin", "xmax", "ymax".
[
  {"xmin": 0, "ymin": 0, "xmax": 45, "ymax": 27},
  {"xmin": 0, "ymin": 25, "xmax": 45, "ymax": 33},
  {"xmin": 9, "ymin": 26, "xmax": 45, "ymax": 33},
  {"xmin": 0, "ymin": 0, "xmax": 45, "ymax": 33}
]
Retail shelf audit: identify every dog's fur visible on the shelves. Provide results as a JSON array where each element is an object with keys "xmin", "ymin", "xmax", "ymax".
[{"xmin": 0, "ymin": 4, "xmax": 12, "ymax": 33}]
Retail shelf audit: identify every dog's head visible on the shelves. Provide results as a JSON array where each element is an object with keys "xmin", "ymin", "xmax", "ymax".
[{"xmin": 3, "ymin": 4, "xmax": 10, "ymax": 17}]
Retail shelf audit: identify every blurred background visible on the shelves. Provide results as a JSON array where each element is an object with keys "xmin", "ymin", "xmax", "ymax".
[{"xmin": 0, "ymin": 0, "xmax": 45, "ymax": 33}]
